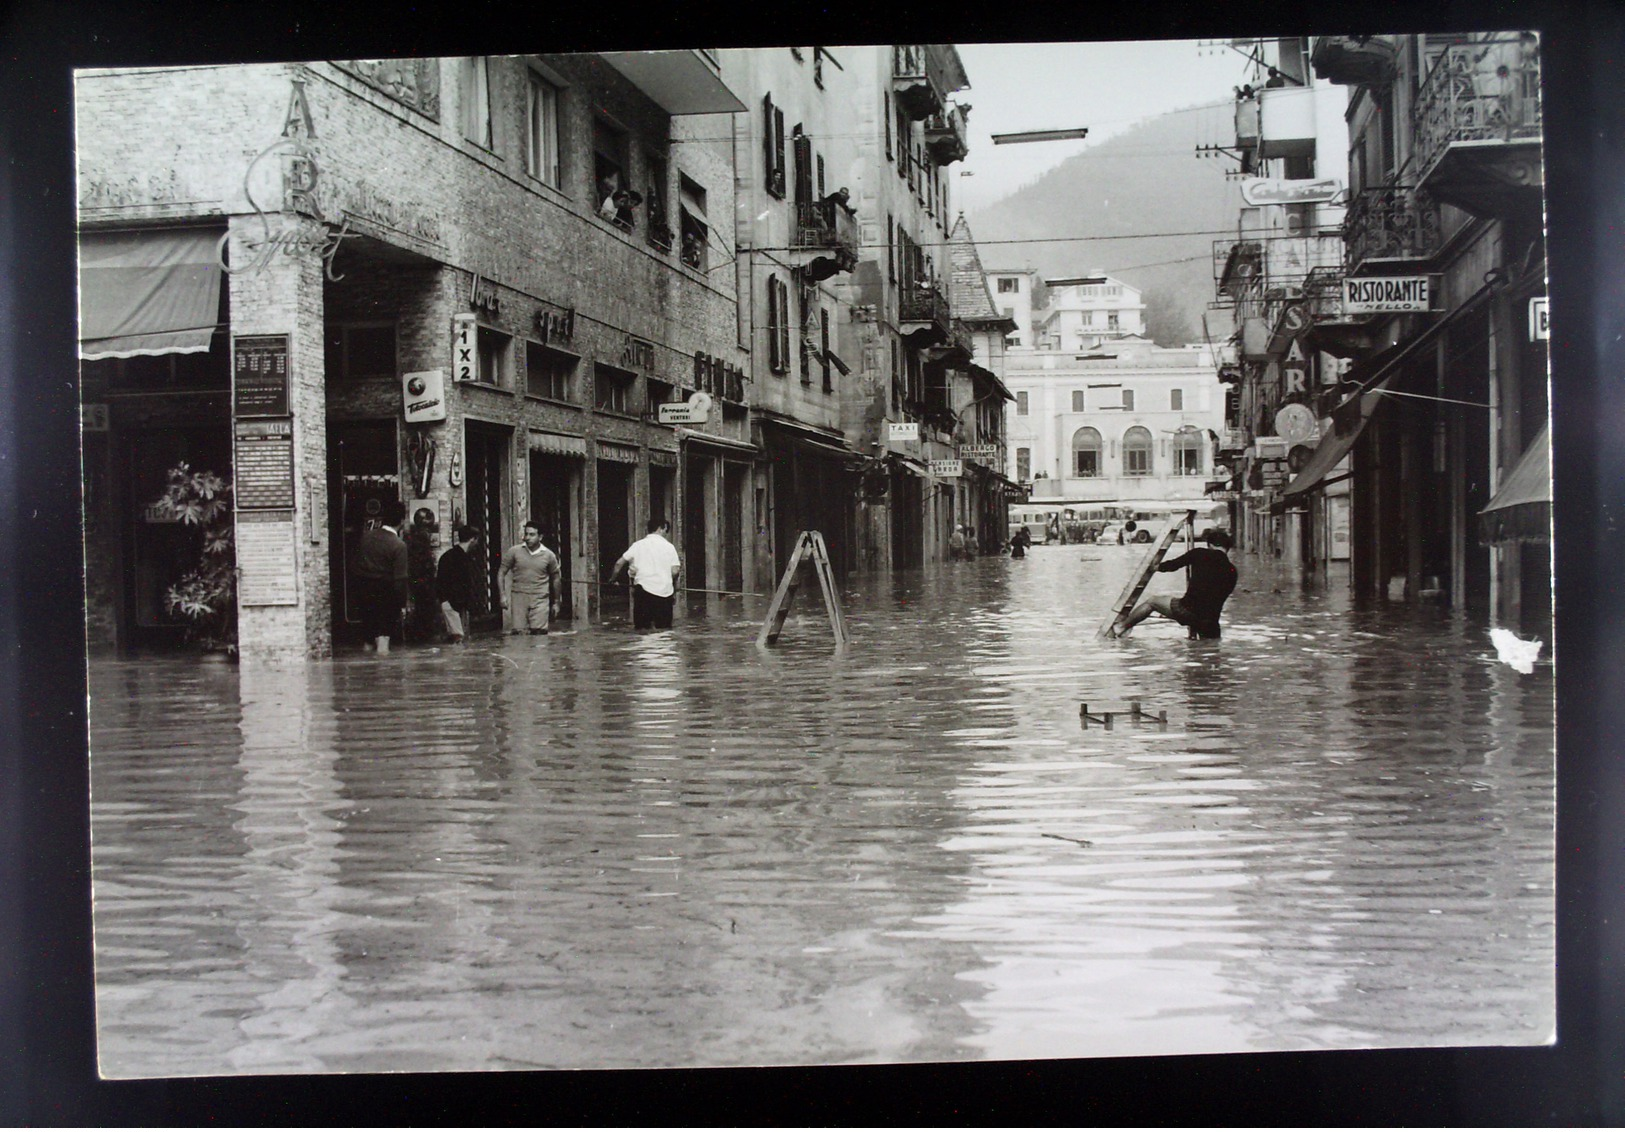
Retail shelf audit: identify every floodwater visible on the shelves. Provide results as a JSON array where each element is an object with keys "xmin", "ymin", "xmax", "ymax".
[{"xmin": 88, "ymin": 544, "xmax": 1555, "ymax": 1077}]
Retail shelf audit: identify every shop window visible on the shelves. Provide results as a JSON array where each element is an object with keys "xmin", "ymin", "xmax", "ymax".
[
  {"xmin": 1016, "ymin": 447, "xmax": 1031, "ymax": 482},
  {"xmin": 1072, "ymin": 427, "xmax": 1102, "ymax": 477},
  {"xmin": 679, "ymin": 175, "xmax": 708, "ymax": 271},
  {"xmin": 325, "ymin": 323, "xmax": 397, "ymax": 381},
  {"xmin": 89, "ymin": 336, "xmax": 231, "ymax": 393},
  {"xmin": 1016, "ymin": 391, "xmax": 1028, "ymax": 416},
  {"xmin": 1170, "ymin": 388, "xmax": 1183, "ymax": 411},
  {"xmin": 594, "ymin": 362, "xmax": 635, "ymax": 414},
  {"xmin": 524, "ymin": 70, "xmax": 561, "ymax": 186},
  {"xmin": 1123, "ymin": 425, "xmax": 1153, "ymax": 475},
  {"xmin": 460, "ymin": 57, "xmax": 493, "ymax": 149},
  {"xmin": 476, "ymin": 326, "xmax": 510, "ymax": 387},
  {"xmin": 1122, "ymin": 388, "xmax": 1135, "ymax": 411},
  {"xmin": 1071, "ymin": 390, "xmax": 1085, "ymax": 412},
  {"xmin": 525, "ymin": 342, "xmax": 576, "ymax": 402}
]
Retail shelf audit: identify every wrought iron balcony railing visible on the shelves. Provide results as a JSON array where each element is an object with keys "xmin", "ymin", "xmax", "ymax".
[
  {"xmin": 1344, "ymin": 185, "xmax": 1443, "ymax": 270},
  {"xmin": 900, "ymin": 279, "xmax": 950, "ymax": 330},
  {"xmin": 924, "ymin": 105, "xmax": 970, "ymax": 165},
  {"xmin": 793, "ymin": 199, "xmax": 860, "ymax": 269},
  {"xmin": 1414, "ymin": 39, "xmax": 1542, "ymax": 182}
]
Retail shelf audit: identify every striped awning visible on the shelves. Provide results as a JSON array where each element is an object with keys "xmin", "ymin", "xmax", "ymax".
[
  {"xmin": 79, "ymin": 228, "xmax": 225, "ymax": 359},
  {"xmin": 528, "ymin": 430, "xmax": 587, "ymax": 457}
]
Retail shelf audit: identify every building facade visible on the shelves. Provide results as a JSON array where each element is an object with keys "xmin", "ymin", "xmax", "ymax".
[
  {"xmin": 1002, "ymin": 339, "xmax": 1228, "ymax": 508},
  {"xmin": 78, "ymin": 52, "xmax": 748, "ymax": 660},
  {"xmin": 1209, "ymin": 33, "xmax": 1549, "ymax": 636},
  {"xmin": 1033, "ymin": 274, "xmax": 1148, "ymax": 351}
]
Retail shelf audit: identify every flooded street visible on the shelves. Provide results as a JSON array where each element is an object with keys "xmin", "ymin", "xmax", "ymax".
[{"xmin": 88, "ymin": 545, "xmax": 1555, "ymax": 1077}]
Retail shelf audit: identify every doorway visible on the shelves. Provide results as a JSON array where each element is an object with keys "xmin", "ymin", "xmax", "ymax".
[
  {"xmin": 529, "ymin": 452, "xmax": 578, "ymax": 620},
  {"xmin": 723, "ymin": 461, "xmax": 747, "ymax": 594},
  {"xmin": 328, "ymin": 419, "xmax": 400, "ymax": 643},
  {"xmin": 464, "ymin": 421, "xmax": 510, "ymax": 628},
  {"xmin": 596, "ymin": 459, "xmax": 634, "ymax": 612},
  {"xmin": 684, "ymin": 454, "xmax": 710, "ymax": 594}
]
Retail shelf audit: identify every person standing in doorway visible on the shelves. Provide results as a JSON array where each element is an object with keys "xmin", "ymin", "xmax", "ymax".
[
  {"xmin": 436, "ymin": 525, "xmax": 480, "ymax": 644},
  {"xmin": 352, "ymin": 499, "xmax": 410, "ymax": 654},
  {"xmin": 405, "ymin": 506, "xmax": 441, "ymax": 642},
  {"xmin": 608, "ymin": 517, "xmax": 682, "ymax": 630},
  {"xmin": 1108, "ymin": 528, "xmax": 1238, "ymax": 640},
  {"xmin": 500, "ymin": 520, "xmax": 562, "ymax": 635},
  {"xmin": 948, "ymin": 525, "xmax": 967, "ymax": 561}
]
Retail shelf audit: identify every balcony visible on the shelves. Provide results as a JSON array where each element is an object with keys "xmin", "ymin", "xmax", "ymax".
[
  {"xmin": 1413, "ymin": 37, "xmax": 1543, "ymax": 217},
  {"xmin": 924, "ymin": 105, "xmax": 970, "ymax": 165},
  {"xmin": 596, "ymin": 51, "xmax": 746, "ymax": 115},
  {"xmin": 899, "ymin": 278, "xmax": 950, "ymax": 343},
  {"xmin": 924, "ymin": 319, "xmax": 974, "ymax": 366},
  {"xmin": 892, "ymin": 45, "xmax": 968, "ymax": 121},
  {"xmin": 793, "ymin": 199, "xmax": 859, "ymax": 280},
  {"xmin": 1311, "ymin": 36, "xmax": 1399, "ymax": 87},
  {"xmin": 1257, "ymin": 86, "xmax": 1317, "ymax": 161},
  {"xmin": 1344, "ymin": 186, "xmax": 1443, "ymax": 272}
]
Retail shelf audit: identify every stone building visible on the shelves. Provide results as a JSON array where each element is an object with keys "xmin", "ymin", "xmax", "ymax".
[{"xmin": 77, "ymin": 52, "xmax": 747, "ymax": 660}]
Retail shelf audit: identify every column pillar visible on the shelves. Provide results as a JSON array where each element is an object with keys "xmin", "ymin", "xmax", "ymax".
[{"xmin": 227, "ymin": 213, "xmax": 330, "ymax": 660}]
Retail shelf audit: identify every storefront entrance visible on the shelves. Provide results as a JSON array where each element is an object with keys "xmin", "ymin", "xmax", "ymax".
[
  {"xmin": 327, "ymin": 419, "xmax": 400, "ymax": 644},
  {"xmin": 596, "ymin": 459, "xmax": 634, "ymax": 614},
  {"xmin": 528, "ymin": 451, "xmax": 579, "ymax": 621},
  {"xmin": 464, "ymin": 421, "xmax": 510, "ymax": 629}
]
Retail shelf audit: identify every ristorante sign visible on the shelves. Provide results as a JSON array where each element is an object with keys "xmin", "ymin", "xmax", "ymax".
[{"xmin": 1342, "ymin": 275, "xmax": 1438, "ymax": 315}]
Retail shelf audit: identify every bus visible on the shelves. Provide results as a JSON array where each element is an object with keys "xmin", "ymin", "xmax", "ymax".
[{"xmin": 1008, "ymin": 501, "xmax": 1227, "ymax": 545}]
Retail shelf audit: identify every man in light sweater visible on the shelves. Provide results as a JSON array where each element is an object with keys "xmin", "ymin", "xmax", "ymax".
[{"xmin": 499, "ymin": 520, "xmax": 562, "ymax": 635}]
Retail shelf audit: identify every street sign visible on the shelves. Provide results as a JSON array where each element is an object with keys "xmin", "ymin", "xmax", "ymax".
[
  {"xmin": 1343, "ymin": 275, "xmax": 1437, "ymax": 315},
  {"xmin": 658, "ymin": 391, "xmax": 712, "ymax": 425},
  {"xmin": 888, "ymin": 421, "xmax": 919, "ymax": 441},
  {"xmin": 1529, "ymin": 296, "xmax": 1549, "ymax": 341},
  {"xmin": 929, "ymin": 459, "xmax": 963, "ymax": 478}
]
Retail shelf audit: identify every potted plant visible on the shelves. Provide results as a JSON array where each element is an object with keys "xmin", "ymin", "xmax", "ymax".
[{"xmin": 155, "ymin": 462, "xmax": 238, "ymax": 657}]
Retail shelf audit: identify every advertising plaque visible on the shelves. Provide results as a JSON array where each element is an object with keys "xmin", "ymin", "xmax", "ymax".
[
  {"xmin": 233, "ymin": 334, "xmax": 290, "ymax": 417},
  {"xmin": 929, "ymin": 460, "xmax": 963, "ymax": 478},
  {"xmin": 1528, "ymin": 297, "xmax": 1549, "ymax": 341},
  {"xmin": 888, "ymin": 421, "xmax": 919, "ymax": 442},
  {"xmin": 234, "ymin": 418, "xmax": 296, "ymax": 510},
  {"xmin": 961, "ymin": 444, "xmax": 999, "ymax": 461},
  {"xmin": 236, "ymin": 512, "xmax": 299, "ymax": 606},
  {"xmin": 1342, "ymin": 275, "xmax": 1437, "ymax": 315}
]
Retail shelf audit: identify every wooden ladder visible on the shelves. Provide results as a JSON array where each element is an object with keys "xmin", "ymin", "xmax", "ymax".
[
  {"xmin": 757, "ymin": 530, "xmax": 850, "ymax": 649},
  {"xmin": 1096, "ymin": 509, "xmax": 1197, "ymax": 639}
]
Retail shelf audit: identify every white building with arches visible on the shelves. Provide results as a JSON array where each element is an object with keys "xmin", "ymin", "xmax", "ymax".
[{"xmin": 1003, "ymin": 337, "xmax": 1229, "ymax": 506}]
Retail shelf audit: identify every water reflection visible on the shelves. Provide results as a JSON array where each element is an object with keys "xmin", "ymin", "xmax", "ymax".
[{"xmin": 89, "ymin": 544, "xmax": 1553, "ymax": 1076}]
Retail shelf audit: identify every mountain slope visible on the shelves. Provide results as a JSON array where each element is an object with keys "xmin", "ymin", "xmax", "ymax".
[{"xmin": 966, "ymin": 101, "xmax": 1242, "ymax": 345}]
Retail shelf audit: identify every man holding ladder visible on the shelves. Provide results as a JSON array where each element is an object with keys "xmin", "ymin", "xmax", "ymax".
[{"xmin": 1107, "ymin": 527, "xmax": 1238, "ymax": 640}]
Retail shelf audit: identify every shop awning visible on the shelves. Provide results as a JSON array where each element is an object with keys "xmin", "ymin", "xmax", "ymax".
[
  {"xmin": 595, "ymin": 441, "xmax": 641, "ymax": 464},
  {"xmin": 1282, "ymin": 377, "xmax": 1391, "ymax": 498},
  {"xmin": 756, "ymin": 414, "xmax": 859, "ymax": 461},
  {"xmin": 677, "ymin": 427, "xmax": 758, "ymax": 455},
  {"xmin": 887, "ymin": 452, "xmax": 931, "ymax": 478},
  {"xmin": 79, "ymin": 228, "xmax": 224, "ymax": 359},
  {"xmin": 1479, "ymin": 423, "xmax": 1551, "ymax": 544},
  {"xmin": 528, "ymin": 430, "xmax": 588, "ymax": 457}
]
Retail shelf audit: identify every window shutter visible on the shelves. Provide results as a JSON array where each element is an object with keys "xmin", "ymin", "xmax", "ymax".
[
  {"xmin": 767, "ymin": 277, "xmax": 781, "ymax": 372},
  {"xmin": 817, "ymin": 154, "xmax": 825, "ymax": 199},
  {"xmin": 884, "ymin": 93, "xmax": 892, "ymax": 159},
  {"xmin": 763, "ymin": 95, "xmax": 780, "ymax": 196},
  {"xmin": 793, "ymin": 131, "xmax": 813, "ymax": 207},
  {"xmin": 778, "ymin": 278, "xmax": 791, "ymax": 374},
  {"xmin": 774, "ymin": 108, "xmax": 786, "ymax": 197}
]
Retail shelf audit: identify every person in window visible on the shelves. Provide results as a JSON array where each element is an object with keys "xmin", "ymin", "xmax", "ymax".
[
  {"xmin": 436, "ymin": 525, "xmax": 480, "ymax": 644},
  {"xmin": 1107, "ymin": 528, "xmax": 1238, "ymax": 640}
]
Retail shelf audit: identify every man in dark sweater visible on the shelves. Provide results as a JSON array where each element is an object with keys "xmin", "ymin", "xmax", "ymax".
[
  {"xmin": 351, "ymin": 499, "xmax": 410, "ymax": 653},
  {"xmin": 436, "ymin": 525, "xmax": 481, "ymax": 643},
  {"xmin": 1109, "ymin": 528, "xmax": 1238, "ymax": 640}
]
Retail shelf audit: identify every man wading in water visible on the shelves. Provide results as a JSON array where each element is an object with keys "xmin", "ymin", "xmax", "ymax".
[{"xmin": 1108, "ymin": 528, "xmax": 1238, "ymax": 640}]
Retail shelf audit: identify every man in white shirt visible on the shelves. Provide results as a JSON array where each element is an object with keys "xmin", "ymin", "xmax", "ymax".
[{"xmin": 608, "ymin": 517, "xmax": 682, "ymax": 630}]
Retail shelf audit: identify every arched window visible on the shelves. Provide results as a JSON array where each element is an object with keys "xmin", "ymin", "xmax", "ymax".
[
  {"xmin": 1173, "ymin": 428, "xmax": 1203, "ymax": 476},
  {"xmin": 1071, "ymin": 427, "xmax": 1102, "ymax": 477},
  {"xmin": 1123, "ymin": 426, "xmax": 1153, "ymax": 476}
]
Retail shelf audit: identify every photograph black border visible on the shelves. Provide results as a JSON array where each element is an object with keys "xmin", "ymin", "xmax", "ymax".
[{"xmin": 4, "ymin": 0, "xmax": 1620, "ymax": 1123}]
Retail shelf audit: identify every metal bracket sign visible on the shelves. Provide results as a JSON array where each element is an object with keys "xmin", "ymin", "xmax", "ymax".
[
  {"xmin": 1342, "ymin": 275, "xmax": 1440, "ymax": 315},
  {"xmin": 233, "ymin": 334, "xmax": 290, "ymax": 417},
  {"xmin": 658, "ymin": 392, "xmax": 713, "ymax": 425},
  {"xmin": 961, "ymin": 444, "xmax": 999, "ymax": 462},
  {"xmin": 1529, "ymin": 296, "xmax": 1549, "ymax": 341},
  {"xmin": 452, "ymin": 314, "xmax": 478, "ymax": 382},
  {"xmin": 929, "ymin": 459, "xmax": 963, "ymax": 478},
  {"xmin": 234, "ymin": 418, "xmax": 296, "ymax": 510},
  {"xmin": 888, "ymin": 421, "xmax": 919, "ymax": 442}
]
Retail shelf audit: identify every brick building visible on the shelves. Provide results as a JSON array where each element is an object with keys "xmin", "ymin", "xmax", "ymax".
[{"xmin": 77, "ymin": 53, "xmax": 747, "ymax": 659}]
